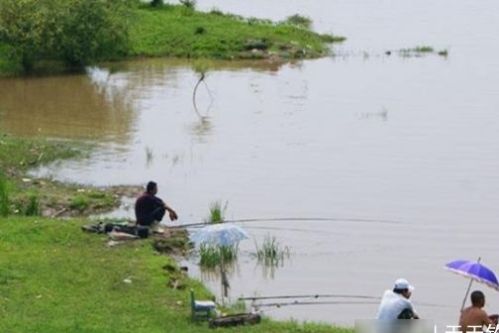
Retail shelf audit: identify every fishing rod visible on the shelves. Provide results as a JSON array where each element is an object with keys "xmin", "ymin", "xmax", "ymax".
[
  {"xmin": 168, "ymin": 216, "xmax": 405, "ymax": 229},
  {"xmin": 240, "ymin": 295, "xmax": 450, "ymax": 308},
  {"xmin": 239, "ymin": 294, "xmax": 381, "ymax": 301},
  {"xmin": 253, "ymin": 300, "xmax": 380, "ymax": 308}
]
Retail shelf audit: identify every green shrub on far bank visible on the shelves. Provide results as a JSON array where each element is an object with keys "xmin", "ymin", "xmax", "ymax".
[
  {"xmin": 0, "ymin": 2, "xmax": 344, "ymax": 75},
  {"xmin": 0, "ymin": 0, "xmax": 132, "ymax": 72}
]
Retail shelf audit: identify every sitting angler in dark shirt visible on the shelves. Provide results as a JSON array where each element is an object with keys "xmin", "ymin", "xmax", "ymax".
[{"xmin": 135, "ymin": 181, "xmax": 178, "ymax": 226}]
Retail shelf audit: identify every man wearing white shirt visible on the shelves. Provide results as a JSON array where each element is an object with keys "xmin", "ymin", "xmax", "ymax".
[{"xmin": 376, "ymin": 278, "xmax": 419, "ymax": 320}]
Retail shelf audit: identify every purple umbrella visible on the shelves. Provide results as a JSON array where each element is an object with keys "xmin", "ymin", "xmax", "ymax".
[{"xmin": 445, "ymin": 258, "xmax": 499, "ymax": 310}]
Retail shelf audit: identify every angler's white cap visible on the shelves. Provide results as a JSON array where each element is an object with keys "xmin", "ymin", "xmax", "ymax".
[{"xmin": 394, "ymin": 278, "xmax": 414, "ymax": 292}]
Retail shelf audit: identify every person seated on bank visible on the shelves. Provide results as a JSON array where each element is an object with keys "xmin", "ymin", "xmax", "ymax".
[
  {"xmin": 459, "ymin": 290, "xmax": 498, "ymax": 332},
  {"xmin": 135, "ymin": 181, "xmax": 178, "ymax": 227},
  {"xmin": 376, "ymin": 278, "xmax": 420, "ymax": 320}
]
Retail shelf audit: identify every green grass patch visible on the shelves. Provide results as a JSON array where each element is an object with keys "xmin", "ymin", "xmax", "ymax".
[
  {"xmin": 0, "ymin": 134, "xmax": 83, "ymax": 174},
  {"xmin": 129, "ymin": 5, "xmax": 344, "ymax": 60},
  {"xmin": 69, "ymin": 194, "xmax": 90, "ymax": 212},
  {"xmin": 0, "ymin": 217, "xmax": 352, "ymax": 333}
]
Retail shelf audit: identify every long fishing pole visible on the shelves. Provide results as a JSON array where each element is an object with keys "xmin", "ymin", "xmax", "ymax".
[
  {"xmin": 244, "ymin": 295, "xmax": 450, "ymax": 309},
  {"xmin": 168, "ymin": 217, "xmax": 405, "ymax": 229},
  {"xmin": 253, "ymin": 300, "xmax": 380, "ymax": 308},
  {"xmin": 239, "ymin": 294, "xmax": 380, "ymax": 301}
]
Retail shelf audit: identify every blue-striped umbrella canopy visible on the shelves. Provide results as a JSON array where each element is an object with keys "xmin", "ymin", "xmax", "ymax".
[
  {"xmin": 445, "ymin": 259, "xmax": 499, "ymax": 291},
  {"xmin": 190, "ymin": 223, "xmax": 249, "ymax": 247}
]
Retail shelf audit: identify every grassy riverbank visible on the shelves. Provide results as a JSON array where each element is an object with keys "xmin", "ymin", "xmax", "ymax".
[
  {"xmin": 0, "ymin": 217, "xmax": 352, "ymax": 333},
  {"xmin": 0, "ymin": 2, "xmax": 344, "ymax": 75},
  {"xmin": 129, "ymin": 5, "xmax": 344, "ymax": 60},
  {"xmin": 0, "ymin": 135, "xmax": 353, "ymax": 332}
]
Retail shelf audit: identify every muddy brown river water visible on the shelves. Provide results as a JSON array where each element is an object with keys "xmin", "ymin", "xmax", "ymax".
[{"xmin": 2, "ymin": 0, "xmax": 499, "ymax": 327}]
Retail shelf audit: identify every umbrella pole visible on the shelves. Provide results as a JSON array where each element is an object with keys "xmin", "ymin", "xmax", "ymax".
[
  {"xmin": 461, "ymin": 279, "xmax": 474, "ymax": 312},
  {"xmin": 460, "ymin": 257, "xmax": 481, "ymax": 312}
]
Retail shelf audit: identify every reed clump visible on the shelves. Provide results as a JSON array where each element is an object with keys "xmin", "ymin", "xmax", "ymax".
[
  {"xmin": 199, "ymin": 243, "xmax": 238, "ymax": 268},
  {"xmin": 206, "ymin": 200, "xmax": 227, "ymax": 224},
  {"xmin": 255, "ymin": 234, "xmax": 290, "ymax": 267}
]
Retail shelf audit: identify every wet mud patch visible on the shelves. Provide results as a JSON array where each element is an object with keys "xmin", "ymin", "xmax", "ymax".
[{"xmin": 153, "ymin": 228, "xmax": 193, "ymax": 256}]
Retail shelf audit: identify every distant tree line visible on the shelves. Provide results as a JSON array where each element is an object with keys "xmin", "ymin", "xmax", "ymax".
[{"xmin": 0, "ymin": 0, "xmax": 133, "ymax": 72}]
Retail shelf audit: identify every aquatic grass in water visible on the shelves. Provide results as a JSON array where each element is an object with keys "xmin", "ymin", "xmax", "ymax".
[
  {"xmin": 438, "ymin": 49, "xmax": 449, "ymax": 57},
  {"xmin": 199, "ymin": 243, "xmax": 238, "ymax": 268},
  {"xmin": 398, "ymin": 45, "xmax": 449, "ymax": 58},
  {"xmin": 255, "ymin": 235, "xmax": 290, "ymax": 267},
  {"xmin": 206, "ymin": 200, "xmax": 227, "ymax": 224},
  {"xmin": 145, "ymin": 146, "xmax": 154, "ymax": 165},
  {"xmin": 413, "ymin": 46, "xmax": 434, "ymax": 53}
]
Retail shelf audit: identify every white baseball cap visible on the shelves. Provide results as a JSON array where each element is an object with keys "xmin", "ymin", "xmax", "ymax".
[{"xmin": 394, "ymin": 278, "xmax": 415, "ymax": 291}]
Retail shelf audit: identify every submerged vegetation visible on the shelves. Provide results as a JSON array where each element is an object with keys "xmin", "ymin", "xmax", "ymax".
[
  {"xmin": 397, "ymin": 46, "xmax": 449, "ymax": 58},
  {"xmin": 0, "ymin": 1, "xmax": 344, "ymax": 75},
  {"xmin": 412, "ymin": 46, "xmax": 434, "ymax": 53}
]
